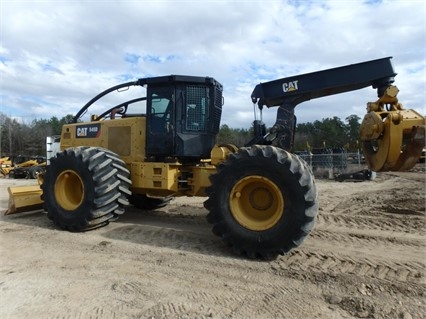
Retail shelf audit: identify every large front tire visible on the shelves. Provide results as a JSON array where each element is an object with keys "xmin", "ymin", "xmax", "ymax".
[
  {"xmin": 41, "ymin": 147, "xmax": 132, "ymax": 231},
  {"xmin": 204, "ymin": 145, "xmax": 318, "ymax": 259}
]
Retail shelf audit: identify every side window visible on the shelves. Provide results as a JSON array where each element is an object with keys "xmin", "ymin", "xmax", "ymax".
[
  {"xmin": 186, "ymin": 85, "xmax": 207, "ymax": 131},
  {"xmin": 150, "ymin": 88, "xmax": 173, "ymax": 134}
]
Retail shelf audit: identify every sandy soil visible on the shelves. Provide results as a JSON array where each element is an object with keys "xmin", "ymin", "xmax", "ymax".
[{"xmin": 0, "ymin": 166, "xmax": 425, "ymax": 319}]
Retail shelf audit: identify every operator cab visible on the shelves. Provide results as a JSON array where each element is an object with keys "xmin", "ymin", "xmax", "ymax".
[
  {"xmin": 71, "ymin": 75, "xmax": 223, "ymax": 162},
  {"xmin": 144, "ymin": 75, "xmax": 223, "ymax": 161}
]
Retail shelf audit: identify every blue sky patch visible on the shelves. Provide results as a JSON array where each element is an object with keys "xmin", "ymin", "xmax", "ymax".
[
  {"xmin": 42, "ymin": 63, "xmax": 64, "ymax": 74},
  {"xmin": 0, "ymin": 56, "xmax": 10, "ymax": 64},
  {"xmin": 124, "ymin": 53, "xmax": 141, "ymax": 66}
]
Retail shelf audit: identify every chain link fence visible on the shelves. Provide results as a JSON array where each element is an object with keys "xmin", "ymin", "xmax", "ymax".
[{"xmin": 295, "ymin": 148, "xmax": 365, "ymax": 179}]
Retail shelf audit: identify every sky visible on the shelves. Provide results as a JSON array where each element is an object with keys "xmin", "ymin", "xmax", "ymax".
[{"xmin": 0, "ymin": 0, "xmax": 425, "ymax": 129}]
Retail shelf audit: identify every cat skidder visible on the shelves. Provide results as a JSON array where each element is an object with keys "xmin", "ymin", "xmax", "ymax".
[{"xmin": 6, "ymin": 57, "xmax": 425, "ymax": 259}]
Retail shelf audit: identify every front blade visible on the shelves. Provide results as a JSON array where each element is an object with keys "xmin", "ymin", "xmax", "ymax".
[{"xmin": 5, "ymin": 185, "xmax": 44, "ymax": 215}]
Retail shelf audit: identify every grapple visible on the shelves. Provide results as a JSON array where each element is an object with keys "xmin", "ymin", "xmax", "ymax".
[{"xmin": 360, "ymin": 85, "xmax": 425, "ymax": 172}]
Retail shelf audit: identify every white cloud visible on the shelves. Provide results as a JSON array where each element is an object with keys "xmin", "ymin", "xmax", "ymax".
[{"xmin": 0, "ymin": 0, "xmax": 424, "ymax": 129}]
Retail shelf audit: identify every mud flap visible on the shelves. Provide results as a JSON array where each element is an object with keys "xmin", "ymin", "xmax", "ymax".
[{"xmin": 5, "ymin": 185, "xmax": 44, "ymax": 215}]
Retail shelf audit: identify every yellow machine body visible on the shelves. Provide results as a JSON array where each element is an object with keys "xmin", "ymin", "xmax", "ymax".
[
  {"xmin": 5, "ymin": 116, "xmax": 231, "ymax": 214},
  {"xmin": 59, "ymin": 117, "xmax": 225, "ymax": 198}
]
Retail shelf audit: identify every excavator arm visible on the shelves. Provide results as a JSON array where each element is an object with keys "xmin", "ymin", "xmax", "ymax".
[{"xmin": 249, "ymin": 57, "xmax": 425, "ymax": 172}]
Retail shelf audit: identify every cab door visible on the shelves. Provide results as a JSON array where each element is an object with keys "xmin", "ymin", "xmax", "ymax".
[{"xmin": 146, "ymin": 85, "xmax": 175, "ymax": 157}]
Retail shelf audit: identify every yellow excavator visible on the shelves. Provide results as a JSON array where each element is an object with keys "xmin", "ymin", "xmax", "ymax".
[{"xmin": 5, "ymin": 57, "xmax": 425, "ymax": 259}]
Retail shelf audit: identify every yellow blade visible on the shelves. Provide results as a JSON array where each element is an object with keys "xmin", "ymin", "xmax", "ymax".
[{"xmin": 5, "ymin": 185, "xmax": 44, "ymax": 215}]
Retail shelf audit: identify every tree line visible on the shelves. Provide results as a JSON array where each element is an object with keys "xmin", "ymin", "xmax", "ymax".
[
  {"xmin": 0, "ymin": 112, "xmax": 362, "ymax": 157},
  {"xmin": 217, "ymin": 114, "xmax": 362, "ymax": 152},
  {"xmin": 0, "ymin": 113, "xmax": 74, "ymax": 157}
]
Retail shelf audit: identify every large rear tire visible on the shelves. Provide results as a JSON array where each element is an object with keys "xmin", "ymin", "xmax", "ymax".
[
  {"xmin": 41, "ymin": 147, "xmax": 132, "ymax": 231},
  {"xmin": 204, "ymin": 145, "xmax": 318, "ymax": 259}
]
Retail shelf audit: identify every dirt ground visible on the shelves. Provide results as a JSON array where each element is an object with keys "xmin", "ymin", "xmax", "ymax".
[{"xmin": 0, "ymin": 166, "xmax": 425, "ymax": 319}]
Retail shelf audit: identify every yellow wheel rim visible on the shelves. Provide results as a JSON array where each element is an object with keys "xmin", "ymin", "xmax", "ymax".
[
  {"xmin": 229, "ymin": 175, "xmax": 284, "ymax": 231},
  {"xmin": 54, "ymin": 170, "xmax": 84, "ymax": 211}
]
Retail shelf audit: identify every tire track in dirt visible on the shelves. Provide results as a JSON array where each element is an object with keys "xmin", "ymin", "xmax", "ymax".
[
  {"xmin": 99, "ymin": 240, "xmax": 334, "ymax": 319},
  {"xmin": 179, "ymin": 268, "xmax": 326, "ymax": 318},
  {"xmin": 184, "ymin": 286, "xmax": 312, "ymax": 318},
  {"xmin": 47, "ymin": 308, "xmax": 119, "ymax": 319},
  {"xmin": 272, "ymin": 249, "xmax": 424, "ymax": 284},
  {"xmin": 103, "ymin": 255, "xmax": 327, "ymax": 318},
  {"xmin": 317, "ymin": 213, "xmax": 424, "ymax": 235},
  {"xmin": 142, "ymin": 302, "xmax": 191, "ymax": 318},
  {"xmin": 121, "ymin": 208, "xmax": 210, "ymax": 231},
  {"xmin": 311, "ymin": 228, "xmax": 424, "ymax": 250},
  {"xmin": 103, "ymin": 223, "xmax": 228, "ymax": 257},
  {"xmin": 185, "ymin": 288, "xmax": 288, "ymax": 318}
]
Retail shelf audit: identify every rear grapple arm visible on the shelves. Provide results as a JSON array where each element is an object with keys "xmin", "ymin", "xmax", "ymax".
[{"xmin": 249, "ymin": 57, "xmax": 425, "ymax": 171}]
